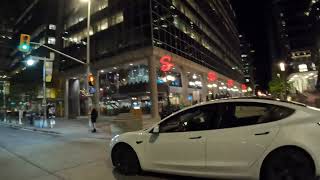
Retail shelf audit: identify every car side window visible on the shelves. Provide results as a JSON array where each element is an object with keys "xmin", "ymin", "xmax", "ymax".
[
  {"xmin": 159, "ymin": 106, "xmax": 214, "ymax": 133},
  {"xmin": 218, "ymin": 102, "xmax": 295, "ymax": 129}
]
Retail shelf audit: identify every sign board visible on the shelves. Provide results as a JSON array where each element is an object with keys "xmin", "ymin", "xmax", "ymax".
[
  {"xmin": 45, "ymin": 61, "xmax": 53, "ymax": 82},
  {"xmin": 3, "ymin": 82, "xmax": 10, "ymax": 95},
  {"xmin": 160, "ymin": 55, "xmax": 174, "ymax": 72}
]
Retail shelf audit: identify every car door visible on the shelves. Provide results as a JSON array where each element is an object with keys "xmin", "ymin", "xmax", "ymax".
[
  {"xmin": 205, "ymin": 102, "xmax": 288, "ymax": 176},
  {"xmin": 144, "ymin": 106, "xmax": 212, "ymax": 174}
]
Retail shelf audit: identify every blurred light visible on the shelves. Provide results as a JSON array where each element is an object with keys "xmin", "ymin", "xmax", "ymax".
[
  {"xmin": 192, "ymin": 74, "xmax": 197, "ymax": 79},
  {"xmin": 26, "ymin": 58, "xmax": 35, "ymax": 66},
  {"xmin": 22, "ymin": 44, "xmax": 29, "ymax": 50},
  {"xmin": 100, "ymin": 70, "xmax": 104, "ymax": 73},
  {"xmin": 166, "ymin": 75, "xmax": 175, "ymax": 81},
  {"xmin": 279, "ymin": 62, "xmax": 285, "ymax": 72}
]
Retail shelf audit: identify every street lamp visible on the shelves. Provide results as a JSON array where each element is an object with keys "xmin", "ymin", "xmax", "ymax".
[
  {"xmin": 26, "ymin": 58, "xmax": 35, "ymax": 66},
  {"xmin": 26, "ymin": 56, "xmax": 53, "ymax": 128},
  {"xmin": 279, "ymin": 62, "xmax": 285, "ymax": 72},
  {"xmin": 279, "ymin": 62, "xmax": 287, "ymax": 100},
  {"xmin": 81, "ymin": 0, "xmax": 92, "ymax": 114}
]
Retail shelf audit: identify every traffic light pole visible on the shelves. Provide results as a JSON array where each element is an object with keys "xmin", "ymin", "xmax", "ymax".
[
  {"xmin": 30, "ymin": 42, "xmax": 86, "ymax": 65},
  {"xmin": 0, "ymin": 81, "xmax": 6, "ymax": 122},
  {"xmin": 43, "ymin": 58, "xmax": 47, "ymax": 127}
]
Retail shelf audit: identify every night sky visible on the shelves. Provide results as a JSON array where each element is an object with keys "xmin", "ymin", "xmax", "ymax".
[{"xmin": 231, "ymin": 0, "xmax": 272, "ymax": 90}]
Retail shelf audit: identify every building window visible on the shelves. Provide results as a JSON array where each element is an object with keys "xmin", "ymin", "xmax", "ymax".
[
  {"xmin": 49, "ymin": 24, "xmax": 56, "ymax": 30},
  {"xmin": 48, "ymin": 37, "xmax": 56, "ymax": 45},
  {"xmin": 98, "ymin": 18, "xmax": 108, "ymax": 31}
]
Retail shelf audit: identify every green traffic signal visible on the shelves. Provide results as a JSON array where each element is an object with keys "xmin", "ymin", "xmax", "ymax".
[{"xmin": 18, "ymin": 34, "xmax": 31, "ymax": 52}]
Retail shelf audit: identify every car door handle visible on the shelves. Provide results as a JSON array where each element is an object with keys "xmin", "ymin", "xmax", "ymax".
[
  {"xmin": 189, "ymin": 136, "xmax": 202, "ymax": 139},
  {"xmin": 254, "ymin": 132, "xmax": 270, "ymax": 136}
]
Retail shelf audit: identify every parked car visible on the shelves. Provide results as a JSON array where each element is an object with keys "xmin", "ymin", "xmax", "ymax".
[{"xmin": 110, "ymin": 98, "xmax": 320, "ymax": 180}]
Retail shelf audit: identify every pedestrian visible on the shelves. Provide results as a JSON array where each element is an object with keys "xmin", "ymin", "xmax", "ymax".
[{"xmin": 91, "ymin": 108, "xmax": 98, "ymax": 133}]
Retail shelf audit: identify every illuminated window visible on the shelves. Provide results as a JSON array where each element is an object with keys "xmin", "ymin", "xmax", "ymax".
[
  {"xmin": 49, "ymin": 24, "xmax": 56, "ymax": 30},
  {"xmin": 98, "ymin": 18, "xmax": 108, "ymax": 31}
]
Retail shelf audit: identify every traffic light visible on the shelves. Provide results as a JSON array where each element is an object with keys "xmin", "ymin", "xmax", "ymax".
[
  {"xmin": 18, "ymin": 34, "xmax": 31, "ymax": 52},
  {"xmin": 88, "ymin": 74, "xmax": 95, "ymax": 86}
]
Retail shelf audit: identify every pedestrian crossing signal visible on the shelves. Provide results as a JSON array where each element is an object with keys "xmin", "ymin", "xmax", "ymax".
[{"xmin": 18, "ymin": 34, "xmax": 31, "ymax": 52}]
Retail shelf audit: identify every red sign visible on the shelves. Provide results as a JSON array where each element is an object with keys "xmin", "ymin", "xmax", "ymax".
[
  {"xmin": 241, "ymin": 84, "xmax": 247, "ymax": 90},
  {"xmin": 207, "ymin": 71, "xmax": 217, "ymax": 82},
  {"xmin": 227, "ymin": 79, "xmax": 234, "ymax": 88},
  {"xmin": 160, "ymin": 55, "xmax": 174, "ymax": 72}
]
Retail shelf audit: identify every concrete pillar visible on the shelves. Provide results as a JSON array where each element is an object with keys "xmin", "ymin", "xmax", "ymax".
[
  {"xmin": 180, "ymin": 66, "xmax": 189, "ymax": 105},
  {"xmin": 64, "ymin": 79, "xmax": 69, "ymax": 119},
  {"xmin": 148, "ymin": 56, "xmax": 160, "ymax": 120},
  {"xmin": 201, "ymin": 73, "xmax": 208, "ymax": 102},
  {"xmin": 75, "ymin": 80, "xmax": 81, "ymax": 117}
]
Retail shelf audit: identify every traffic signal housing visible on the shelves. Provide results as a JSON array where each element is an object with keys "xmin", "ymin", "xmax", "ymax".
[
  {"xmin": 88, "ymin": 74, "xmax": 95, "ymax": 86},
  {"xmin": 18, "ymin": 34, "xmax": 31, "ymax": 52}
]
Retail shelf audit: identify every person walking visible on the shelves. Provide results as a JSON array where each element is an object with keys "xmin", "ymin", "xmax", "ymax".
[{"xmin": 91, "ymin": 108, "xmax": 98, "ymax": 133}]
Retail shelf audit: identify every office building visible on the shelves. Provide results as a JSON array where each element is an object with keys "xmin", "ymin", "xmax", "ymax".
[{"xmin": 60, "ymin": 0, "xmax": 244, "ymax": 118}]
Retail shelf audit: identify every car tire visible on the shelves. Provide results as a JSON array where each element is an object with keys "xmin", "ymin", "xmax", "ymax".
[
  {"xmin": 261, "ymin": 148, "xmax": 315, "ymax": 180},
  {"xmin": 112, "ymin": 144, "xmax": 141, "ymax": 175}
]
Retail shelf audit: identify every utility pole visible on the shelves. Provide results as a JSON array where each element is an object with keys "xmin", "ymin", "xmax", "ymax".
[{"xmin": 1, "ymin": 82, "xmax": 6, "ymax": 122}]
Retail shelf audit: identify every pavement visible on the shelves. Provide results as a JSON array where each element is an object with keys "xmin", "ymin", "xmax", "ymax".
[{"xmin": 0, "ymin": 115, "xmax": 159, "ymax": 140}]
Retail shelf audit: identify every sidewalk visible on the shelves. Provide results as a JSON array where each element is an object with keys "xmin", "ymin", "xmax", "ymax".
[{"xmin": 0, "ymin": 115, "xmax": 160, "ymax": 139}]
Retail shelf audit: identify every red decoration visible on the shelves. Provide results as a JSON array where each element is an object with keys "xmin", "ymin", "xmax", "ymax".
[
  {"xmin": 241, "ymin": 84, "xmax": 247, "ymax": 90},
  {"xmin": 227, "ymin": 79, "xmax": 234, "ymax": 88},
  {"xmin": 207, "ymin": 71, "xmax": 217, "ymax": 82},
  {"xmin": 160, "ymin": 55, "xmax": 174, "ymax": 72}
]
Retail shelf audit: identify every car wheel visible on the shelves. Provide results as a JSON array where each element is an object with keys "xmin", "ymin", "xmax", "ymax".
[
  {"xmin": 112, "ymin": 144, "xmax": 141, "ymax": 175},
  {"xmin": 261, "ymin": 148, "xmax": 315, "ymax": 180}
]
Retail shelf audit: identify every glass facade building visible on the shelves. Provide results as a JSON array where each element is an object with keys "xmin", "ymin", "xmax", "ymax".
[{"xmin": 61, "ymin": 0, "xmax": 243, "ymax": 118}]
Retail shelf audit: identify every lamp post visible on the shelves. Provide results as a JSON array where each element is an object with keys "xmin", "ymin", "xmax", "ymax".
[
  {"xmin": 0, "ymin": 81, "xmax": 6, "ymax": 122},
  {"xmin": 279, "ymin": 62, "xmax": 287, "ymax": 100},
  {"xmin": 81, "ymin": 0, "xmax": 92, "ymax": 115},
  {"xmin": 26, "ymin": 57, "xmax": 53, "ymax": 127}
]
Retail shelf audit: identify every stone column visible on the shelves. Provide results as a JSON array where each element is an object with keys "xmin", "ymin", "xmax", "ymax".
[
  {"xmin": 64, "ymin": 79, "xmax": 69, "ymax": 119},
  {"xmin": 201, "ymin": 73, "xmax": 208, "ymax": 102},
  {"xmin": 75, "ymin": 79, "xmax": 81, "ymax": 117},
  {"xmin": 148, "ymin": 56, "xmax": 160, "ymax": 120},
  {"xmin": 180, "ymin": 66, "xmax": 189, "ymax": 105}
]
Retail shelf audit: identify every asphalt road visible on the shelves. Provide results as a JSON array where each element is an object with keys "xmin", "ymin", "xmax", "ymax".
[{"xmin": 0, "ymin": 126, "xmax": 210, "ymax": 180}]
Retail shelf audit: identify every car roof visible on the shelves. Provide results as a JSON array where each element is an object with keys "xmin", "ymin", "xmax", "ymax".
[{"xmin": 192, "ymin": 97, "xmax": 307, "ymax": 110}]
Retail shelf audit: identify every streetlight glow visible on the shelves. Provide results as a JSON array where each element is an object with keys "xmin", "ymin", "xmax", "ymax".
[
  {"xmin": 26, "ymin": 58, "xmax": 35, "ymax": 66},
  {"xmin": 279, "ymin": 62, "xmax": 285, "ymax": 72}
]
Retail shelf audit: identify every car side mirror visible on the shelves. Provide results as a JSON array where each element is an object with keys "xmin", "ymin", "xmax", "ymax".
[{"xmin": 152, "ymin": 125, "xmax": 160, "ymax": 134}]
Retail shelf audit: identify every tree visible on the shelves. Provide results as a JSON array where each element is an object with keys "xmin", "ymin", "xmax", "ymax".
[{"xmin": 269, "ymin": 74, "xmax": 287, "ymax": 99}]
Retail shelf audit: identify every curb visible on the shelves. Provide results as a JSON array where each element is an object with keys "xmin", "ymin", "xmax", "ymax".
[{"xmin": 0, "ymin": 122, "xmax": 62, "ymax": 135}]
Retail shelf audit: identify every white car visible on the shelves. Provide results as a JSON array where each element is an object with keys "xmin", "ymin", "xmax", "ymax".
[{"xmin": 110, "ymin": 98, "xmax": 320, "ymax": 180}]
